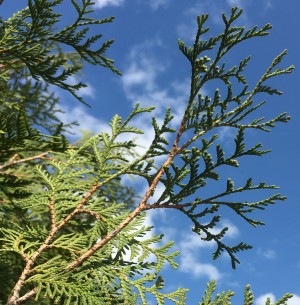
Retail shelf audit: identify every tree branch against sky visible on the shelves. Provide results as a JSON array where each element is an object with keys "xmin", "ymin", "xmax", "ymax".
[{"xmin": 0, "ymin": 1, "xmax": 298, "ymax": 305}]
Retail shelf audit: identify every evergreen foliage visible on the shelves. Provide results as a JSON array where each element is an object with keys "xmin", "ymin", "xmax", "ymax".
[{"xmin": 0, "ymin": 1, "xmax": 294, "ymax": 305}]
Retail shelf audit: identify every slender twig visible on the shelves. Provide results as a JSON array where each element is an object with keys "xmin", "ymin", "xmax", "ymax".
[
  {"xmin": 6, "ymin": 230, "xmax": 58, "ymax": 305},
  {"xmin": 145, "ymin": 203, "xmax": 186, "ymax": 210},
  {"xmin": 56, "ymin": 182, "xmax": 99, "ymax": 229},
  {"xmin": 14, "ymin": 288, "xmax": 37, "ymax": 305},
  {"xmin": 49, "ymin": 194, "xmax": 56, "ymax": 230},
  {"xmin": 8, "ymin": 154, "xmax": 18, "ymax": 164},
  {"xmin": 0, "ymin": 152, "xmax": 49, "ymax": 171},
  {"xmin": 78, "ymin": 209, "xmax": 105, "ymax": 221}
]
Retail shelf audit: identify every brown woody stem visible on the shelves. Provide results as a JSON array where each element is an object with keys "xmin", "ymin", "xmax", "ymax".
[{"xmin": 0, "ymin": 153, "xmax": 49, "ymax": 171}]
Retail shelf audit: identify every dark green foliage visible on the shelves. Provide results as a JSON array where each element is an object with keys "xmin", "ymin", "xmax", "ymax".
[
  {"xmin": 0, "ymin": 108, "xmax": 68, "ymax": 204},
  {"xmin": 0, "ymin": 0, "xmax": 120, "ymax": 105},
  {"xmin": 142, "ymin": 7, "xmax": 293, "ymax": 269},
  {"xmin": 0, "ymin": 2, "xmax": 294, "ymax": 305},
  {"xmin": 1, "ymin": 77, "xmax": 76, "ymax": 135}
]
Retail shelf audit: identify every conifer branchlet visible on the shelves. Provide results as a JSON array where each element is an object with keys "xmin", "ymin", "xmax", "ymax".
[{"xmin": 0, "ymin": 2, "xmax": 294, "ymax": 305}]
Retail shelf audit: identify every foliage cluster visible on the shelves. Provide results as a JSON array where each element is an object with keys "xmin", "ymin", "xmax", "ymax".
[{"xmin": 0, "ymin": 1, "xmax": 294, "ymax": 305}]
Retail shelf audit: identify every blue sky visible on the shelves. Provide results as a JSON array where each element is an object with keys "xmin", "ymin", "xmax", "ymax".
[{"xmin": 3, "ymin": 0, "xmax": 300, "ymax": 304}]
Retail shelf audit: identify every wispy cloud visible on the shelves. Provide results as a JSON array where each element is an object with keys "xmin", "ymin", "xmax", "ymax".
[
  {"xmin": 56, "ymin": 104, "xmax": 110, "ymax": 140},
  {"xmin": 94, "ymin": 0, "xmax": 125, "ymax": 9},
  {"xmin": 174, "ymin": 220, "xmax": 239, "ymax": 280},
  {"xmin": 177, "ymin": 1, "xmax": 250, "ymax": 42},
  {"xmin": 226, "ymin": 0, "xmax": 244, "ymax": 6},
  {"xmin": 120, "ymin": 38, "xmax": 191, "ymax": 166},
  {"xmin": 257, "ymin": 248, "xmax": 277, "ymax": 260},
  {"xmin": 255, "ymin": 293, "xmax": 300, "ymax": 305},
  {"xmin": 265, "ymin": 0, "xmax": 273, "ymax": 8},
  {"xmin": 122, "ymin": 43, "xmax": 165, "ymax": 94},
  {"xmin": 217, "ymin": 126, "xmax": 237, "ymax": 145},
  {"xmin": 122, "ymin": 39, "xmax": 165, "ymax": 98},
  {"xmin": 287, "ymin": 295, "xmax": 300, "ymax": 305},
  {"xmin": 149, "ymin": 0, "xmax": 170, "ymax": 10},
  {"xmin": 263, "ymin": 0, "xmax": 273, "ymax": 11},
  {"xmin": 121, "ymin": 39, "xmax": 189, "ymax": 122},
  {"xmin": 78, "ymin": 84, "xmax": 95, "ymax": 98},
  {"xmin": 177, "ymin": 229, "xmax": 221, "ymax": 280},
  {"xmin": 66, "ymin": 75, "xmax": 96, "ymax": 99},
  {"xmin": 255, "ymin": 293, "xmax": 276, "ymax": 305},
  {"xmin": 228, "ymin": 0, "xmax": 273, "ymax": 13},
  {"xmin": 179, "ymin": 252, "xmax": 222, "ymax": 280}
]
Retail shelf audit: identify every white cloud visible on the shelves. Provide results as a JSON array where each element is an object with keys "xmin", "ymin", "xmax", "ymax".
[
  {"xmin": 65, "ymin": 75, "xmax": 96, "ymax": 99},
  {"xmin": 219, "ymin": 220, "xmax": 240, "ymax": 238},
  {"xmin": 226, "ymin": 0, "xmax": 243, "ymax": 6},
  {"xmin": 255, "ymin": 293, "xmax": 276, "ymax": 305},
  {"xmin": 288, "ymin": 295, "xmax": 300, "ymax": 305},
  {"xmin": 180, "ymin": 251, "xmax": 222, "ymax": 280},
  {"xmin": 255, "ymin": 293, "xmax": 300, "ymax": 305},
  {"xmin": 177, "ymin": 233, "xmax": 222, "ymax": 280},
  {"xmin": 179, "ymin": 230, "xmax": 215, "ymax": 250},
  {"xmin": 122, "ymin": 56, "xmax": 165, "ymax": 93},
  {"xmin": 78, "ymin": 84, "xmax": 95, "ymax": 98},
  {"xmin": 177, "ymin": 1, "xmax": 250, "ymax": 42},
  {"xmin": 122, "ymin": 39, "xmax": 189, "ymax": 125},
  {"xmin": 218, "ymin": 126, "xmax": 236, "ymax": 142},
  {"xmin": 175, "ymin": 220, "xmax": 239, "ymax": 280},
  {"xmin": 198, "ymin": 220, "xmax": 240, "ymax": 242},
  {"xmin": 263, "ymin": 250, "xmax": 276, "ymax": 259},
  {"xmin": 149, "ymin": 0, "xmax": 170, "ymax": 10},
  {"xmin": 56, "ymin": 104, "xmax": 110, "ymax": 140},
  {"xmin": 93, "ymin": 0, "xmax": 125, "ymax": 9},
  {"xmin": 147, "ymin": 182, "xmax": 167, "ymax": 204},
  {"xmin": 177, "ymin": 3, "xmax": 222, "ymax": 42},
  {"xmin": 122, "ymin": 39, "xmax": 164, "ymax": 93},
  {"xmin": 263, "ymin": 0, "xmax": 273, "ymax": 10},
  {"xmin": 120, "ymin": 39, "xmax": 192, "ymax": 171},
  {"xmin": 177, "ymin": 22, "xmax": 198, "ymax": 42},
  {"xmin": 257, "ymin": 248, "xmax": 277, "ymax": 260}
]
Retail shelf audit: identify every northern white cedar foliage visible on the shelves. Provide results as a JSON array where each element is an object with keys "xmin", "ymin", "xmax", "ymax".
[{"xmin": 0, "ymin": 1, "xmax": 294, "ymax": 305}]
